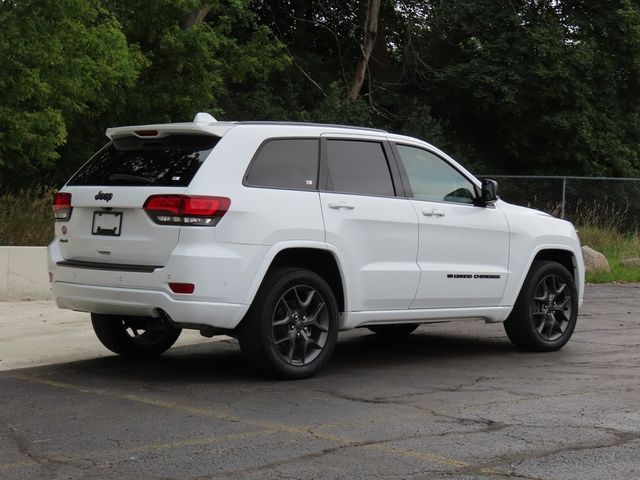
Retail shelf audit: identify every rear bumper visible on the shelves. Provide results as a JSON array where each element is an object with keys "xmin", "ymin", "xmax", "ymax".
[
  {"xmin": 48, "ymin": 236, "xmax": 266, "ymax": 329},
  {"xmin": 52, "ymin": 281, "xmax": 247, "ymax": 329}
]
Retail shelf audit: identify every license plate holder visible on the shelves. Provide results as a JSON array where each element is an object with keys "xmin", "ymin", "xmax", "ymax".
[{"xmin": 92, "ymin": 212, "xmax": 122, "ymax": 236}]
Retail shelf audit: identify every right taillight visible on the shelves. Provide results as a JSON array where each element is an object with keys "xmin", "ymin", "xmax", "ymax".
[
  {"xmin": 53, "ymin": 192, "xmax": 72, "ymax": 221},
  {"xmin": 143, "ymin": 195, "xmax": 230, "ymax": 226}
]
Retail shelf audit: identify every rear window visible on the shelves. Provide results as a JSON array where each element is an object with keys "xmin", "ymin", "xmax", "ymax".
[
  {"xmin": 245, "ymin": 138, "xmax": 319, "ymax": 190},
  {"xmin": 67, "ymin": 134, "xmax": 220, "ymax": 187}
]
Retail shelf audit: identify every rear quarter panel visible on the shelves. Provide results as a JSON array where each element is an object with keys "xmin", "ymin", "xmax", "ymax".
[{"xmin": 187, "ymin": 126, "xmax": 325, "ymax": 247}]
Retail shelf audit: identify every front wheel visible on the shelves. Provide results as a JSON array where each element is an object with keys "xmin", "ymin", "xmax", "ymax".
[
  {"xmin": 91, "ymin": 314, "xmax": 181, "ymax": 357},
  {"xmin": 239, "ymin": 268, "xmax": 339, "ymax": 379},
  {"xmin": 504, "ymin": 261, "xmax": 578, "ymax": 352}
]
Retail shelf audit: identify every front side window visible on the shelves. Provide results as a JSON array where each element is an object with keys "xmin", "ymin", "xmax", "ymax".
[
  {"xmin": 325, "ymin": 140, "xmax": 395, "ymax": 196},
  {"xmin": 245, "ymin": 138, "xmax": 319, "ymax": 190},
  {"xmin": 396, "ymin": 145, "xmax": 476, "ymax": 204}
]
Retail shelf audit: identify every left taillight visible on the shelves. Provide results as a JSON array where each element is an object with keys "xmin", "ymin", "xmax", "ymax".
[
  {"xmin": 143, "ymin": 195, "xmax": 230, "ymax": 226},
  {"xmin": 53, "ymin": 192, "xmax": 72, "ymax": 221}
]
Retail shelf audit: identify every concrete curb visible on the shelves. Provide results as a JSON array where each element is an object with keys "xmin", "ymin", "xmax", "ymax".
[{"xmin": 0, "ymin": 246, "xmax": 52, "ymax": 300}]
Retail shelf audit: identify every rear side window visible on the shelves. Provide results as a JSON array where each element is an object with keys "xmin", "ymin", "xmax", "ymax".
[
  {"xmin": 68, "ymin": 134, "xmax": 220, "ymax": 187},
  {"xmin": 245, "ymin": 139, "xmax": 319, "ymax": 190},
  {"xmin": 325, "ymin": 140, "xmax": 395, "ymax": 196}
]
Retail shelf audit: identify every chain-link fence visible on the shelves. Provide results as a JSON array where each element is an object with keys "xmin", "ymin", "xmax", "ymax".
[{"xmin": 481, "ymin": 176, "xmax": 640, "ymax": 233}]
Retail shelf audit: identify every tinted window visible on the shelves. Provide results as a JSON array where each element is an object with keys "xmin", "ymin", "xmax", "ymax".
[
  {"xmin": 396, "ymin": 145, "xmax": 476, "ymax": 204},
  {"xmin": 325, "ymin": 140, "xmax": 395, "ymax": 196},
  {"xmin": 246, "ymin": 139, "xmax": 318, "ymax": 190},
  {"xmin": 68, "ymin": 134, "xmax": 219, "ymax": 187}
]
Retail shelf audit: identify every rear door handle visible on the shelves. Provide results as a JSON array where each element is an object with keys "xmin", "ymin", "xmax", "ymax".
[
  {"xmin": 422, "ymin": 208, "xmax": 445, "ymax": 217},
  {"xmin": 328, "ymin": 202, "xmax": 355, "ymax": 210}
]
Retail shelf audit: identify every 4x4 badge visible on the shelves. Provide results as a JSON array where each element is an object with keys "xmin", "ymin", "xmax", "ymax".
[{"xmin": 95, "ymin": 191, "xmax": 113, "ymax": 202}]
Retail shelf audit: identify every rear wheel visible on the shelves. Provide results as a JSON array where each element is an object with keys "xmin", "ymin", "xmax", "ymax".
[
  {"xmin": 91, "ymin": 314, "xmax": 181, "ymax": 357},
  {"xmin": 367, "ymin": 324, "xmax": 418, "ymax": 337},
  {"xmin": 504, "ymin": 261, "xmax": 578, "ymax": 351},
  {"xmin": 239, "ymin": 268, "xmax": 339, "ymax": 379}
]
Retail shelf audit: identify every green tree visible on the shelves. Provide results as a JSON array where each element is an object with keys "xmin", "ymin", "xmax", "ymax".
[
  {"xmin": 390, "ymin": 0, "xmax": 640, "ymax": 176},
  {"xmin": 0, "ymin": 0, "xmax": 143, "ymax": 188},
  {"xmin": 58, "ymin": 0, "xmax": 290, "ymax": 185},
  {"xmin": 106, "ymin": 0, "xmax": 289, "ymax": 124}
]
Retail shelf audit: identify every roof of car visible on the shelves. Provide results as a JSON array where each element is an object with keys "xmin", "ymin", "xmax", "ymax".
[
  {"xmin": 105, "ymin": 113, "xmax": 388, "ymax": 140},
  {"xmin": 232, "ymin": 121, "xmax": 387, "ymax": 133}
]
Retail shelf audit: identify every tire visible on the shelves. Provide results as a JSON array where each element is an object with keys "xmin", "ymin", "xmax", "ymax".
[
  {"xmin": 239, "ymin": 267, "xmax": 339, "ymax": 379},
  {"xmin": 91, "ymin": 314, "xmax": 181, "ymax": 357},
  {"xmin": 367, "ymin": 324, "xmax": 419, "ymax": 337},
  {"xmin": 504, "ymin": 260, "xmax": 578, "ymax": 352}
]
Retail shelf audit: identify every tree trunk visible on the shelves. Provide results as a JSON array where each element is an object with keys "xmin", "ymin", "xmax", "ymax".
[
  {"xmin": 293, "ymin": 0, "xmax": 313, "ymax": 51},
  {"xmin": 181, "ymin": 3, "xmax": 213, "ymax": 30},
  {"xmin": 349, "ymin": 0, "xmax": 382, "ymax": 101}
]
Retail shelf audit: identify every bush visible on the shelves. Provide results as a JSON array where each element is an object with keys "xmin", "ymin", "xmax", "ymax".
[{"xmin": 0, "ymin": 189, "xmax": 55, "ymax": 246}]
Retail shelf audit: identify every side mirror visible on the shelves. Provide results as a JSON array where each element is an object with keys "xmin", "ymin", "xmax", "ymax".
[{"xmin": 479, "ymin": 179, "xmax": 499, "ymax": 206}]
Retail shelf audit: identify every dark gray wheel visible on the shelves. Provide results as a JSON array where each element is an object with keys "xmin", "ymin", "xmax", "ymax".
[
  {"xmin": 91, "ymin": 314, "xmax": 181, "ymax": 357},
  {"xmin": 239, "ymin": 268, "xmax": 339, "ymax": 379},
  {"xmin": 504, "ymin": 261, "xmax": 578, "ymax": 351},
  {"xmin": 367, "ymin": 324, "xmax": 418, "ymax": 337}
]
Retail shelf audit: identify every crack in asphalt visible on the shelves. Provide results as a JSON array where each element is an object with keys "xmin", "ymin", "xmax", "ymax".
[
  {"xmin": 0, "ymin": 421, "xmax": 85, "ymax": 479},
  {"xmin": 193, "ymin": 431, "xmax": 445, "ymax": 480},
  {"xmin": 314, "ymin": 380, "xmax": 534, "ymax": 413},
  {"xmin": 457, "ymin": 429, "xmax": 640, "ymax": 477}
]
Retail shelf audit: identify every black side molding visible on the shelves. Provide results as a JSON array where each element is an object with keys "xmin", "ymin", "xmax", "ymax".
[{"xmin": 56, "ymin": 260, "xmax": 161, "ymax": 273}]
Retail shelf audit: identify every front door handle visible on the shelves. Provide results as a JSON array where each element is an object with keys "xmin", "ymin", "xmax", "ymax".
[
  {"xmin": 328, "ymin": 202, "xmax": 355, "ymax": 210},
  {"xmin": 422, "ymin": 208, "xmax": 445, "ymax": 217}
]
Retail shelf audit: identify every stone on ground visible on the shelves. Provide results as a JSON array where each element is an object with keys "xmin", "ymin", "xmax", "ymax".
[{"xmin": 581, "ymin": 245, "xmax": 610, "ymax": 274}]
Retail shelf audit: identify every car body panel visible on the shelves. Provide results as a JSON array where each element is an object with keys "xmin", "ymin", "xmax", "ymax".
[{"xmin": 48, "ymin": 119, "xmax": 585, "ymax": 332}]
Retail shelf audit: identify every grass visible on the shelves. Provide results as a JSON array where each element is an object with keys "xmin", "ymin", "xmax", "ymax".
[
  {"xmin": 578, "ymin": 225, "xmax": 640, "ymax": 283},
  {"xmin": 0, "ymin": 188, "xmax": 56, "ymax": 246},
  {"xmin": 0, "ymin": 190, "xmax": 638, "ymax": 284}
]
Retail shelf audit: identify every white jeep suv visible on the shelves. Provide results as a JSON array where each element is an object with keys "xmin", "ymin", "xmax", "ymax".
[{"xmin": 48, "ymin": 113, "xmax": 585, "ymax": 378}]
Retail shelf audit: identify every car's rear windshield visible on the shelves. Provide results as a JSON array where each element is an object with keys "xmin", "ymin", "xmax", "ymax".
[{"xmin": 67, "ymin": 134, "xmax": 220, "ymax": 187}]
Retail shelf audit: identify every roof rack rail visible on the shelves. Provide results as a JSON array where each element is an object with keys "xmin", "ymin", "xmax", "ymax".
[{"xmin": 235, "ymin": 121, "xmax": 387, "ymax": 134}]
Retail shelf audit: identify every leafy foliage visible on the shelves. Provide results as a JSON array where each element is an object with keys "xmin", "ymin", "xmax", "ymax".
[
  {"xmin": 0, "ymin": 0, "xmax": 143, "ymax": 188},
  {"xmin": 2, "ymin": 0, "xmax": 640, "ymax": 190}
]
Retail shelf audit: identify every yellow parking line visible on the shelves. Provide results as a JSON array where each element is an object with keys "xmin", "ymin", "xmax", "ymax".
[
  {"xmin": 0, "ymin": 429, "xmax": 279, "ymax": 471},
  {"xmin": 9, "ymin": 374, "xmax": 469, "ymax": 470},
  {"xmin": 366, "ymin": 444, "xmax": 468, "ymax": 468}
]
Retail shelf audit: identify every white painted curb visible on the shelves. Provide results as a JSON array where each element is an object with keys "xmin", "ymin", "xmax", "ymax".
[{"xmin": 0, "ymin": 246, "xmax": 52, "ymax": 300}]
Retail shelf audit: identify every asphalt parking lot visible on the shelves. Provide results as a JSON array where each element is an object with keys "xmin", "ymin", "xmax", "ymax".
[{"xmin": 1, "ymin": 283, "xmax": 639, "ymax": 480}]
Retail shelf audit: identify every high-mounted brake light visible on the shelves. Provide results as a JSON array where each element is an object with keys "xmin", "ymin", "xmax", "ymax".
[
  {"xmin": 53, "ymin": 192, "xmax": 72, "ymax": 221},
  {"xmin": 143, "ymin": 195, "xmax": 230, "ymax": 226},
  {"xmin": 135, "ymin": 130, "xmax": 159, "ymax": 137}
]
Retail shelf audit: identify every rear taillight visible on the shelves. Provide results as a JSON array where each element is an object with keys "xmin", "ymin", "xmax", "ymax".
[
  {"xmin": 143, "ymin": 195, "xmax": 230, "ymax": 226},
  {"xmin": 53, "ymin": 192, "xmax": 72, "ymax": 221}
]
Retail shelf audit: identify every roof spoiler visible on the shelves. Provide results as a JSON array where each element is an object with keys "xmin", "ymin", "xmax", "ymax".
[{"xmin": 105, "ymin": 112, "xmax": 229, "ymax": 140}]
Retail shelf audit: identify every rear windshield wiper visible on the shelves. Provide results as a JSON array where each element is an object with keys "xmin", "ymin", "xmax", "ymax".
[{"xmin": 108, "ymin": 173, "xmax": 156, "ymax": 185}]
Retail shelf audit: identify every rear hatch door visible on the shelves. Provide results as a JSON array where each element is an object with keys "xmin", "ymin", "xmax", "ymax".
[{"xmin": 58, "ymin": 133, "xmax": 220, "ymax": 267}]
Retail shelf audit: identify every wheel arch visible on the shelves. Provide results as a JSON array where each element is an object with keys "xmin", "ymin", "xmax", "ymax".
[
  {"xmin": 243, "ymin": 242, "xmax": 347, "ymax": 314},
  {"xmin": 532, "ymin": 248, "xmax": 577, "ymax": 280},
  {"xmin": 507, "ymin": 246, "xmax": 580, "ymax": 308},
  {"xmin": 266, "ymin": 248, "xmax": 345, "ymax": 313}
]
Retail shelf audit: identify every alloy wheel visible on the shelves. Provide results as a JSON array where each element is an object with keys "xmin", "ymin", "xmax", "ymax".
[
  {"xmin": 532, "ymin": 274, "xmax": 572, "ymax": 341},
  {"xmin": 271, "ymin": 285, "xmax": 330, "ymax": 366}
]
